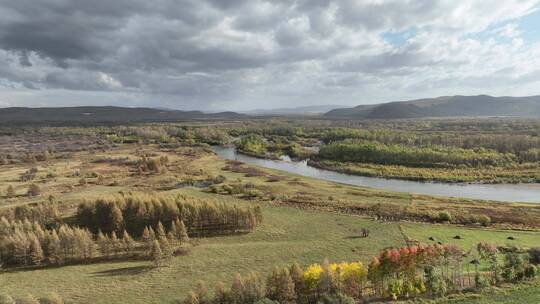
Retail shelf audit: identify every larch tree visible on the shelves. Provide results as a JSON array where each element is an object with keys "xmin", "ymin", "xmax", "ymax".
[
  {"xmin": 97, "ymin": 230, "xmax": 110, "ymax": 257},
  {"xmin": 176, "ymin": 219, "xmax": 190, "ymax": 244},
  {"xmin": 156, "ymin": 221, "xmax": 166, "ymax": 239},
  {"xmin": 266, "ymin": 267, "xmax": 296, "ymax": 304},
  {"xmin": 123, "ymin": 230, "xmax": 135, "ymax": 256},
  {"xmin": 110, "ymin": 204, "xmax": 124, "ymax": 233},
  {"xmin": 229, "ymin": 274, "xmax": 245, "ymax": 304},
  {"xmin": 28, "ymin": 234, "xmax": 44, "ymax": 265},
  {"xmin": 195, "ymin": 281, "xmax": 209, "ymax": 304},
  {"xmin": 47, "ymin": 230, "xmax": 62, "ymax": 264},
  {"xmin": 151, "ymin": 240, "xmax": 163, "ymax": 267}
]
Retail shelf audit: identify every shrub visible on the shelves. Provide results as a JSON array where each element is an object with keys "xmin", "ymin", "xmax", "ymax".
[
  {"xmin": 502, "ymin": 252, "xmax": 527, "ymax": 281},
  {"xmin": 437, "ymin": 212, "xmax": 452, "ymax": 222},
  {"xmin": 317, "ymin": 293, "xmax": 356, "ymax": 304},
  {"xmin": 529, "ymin": 248, "xmax": 540, "ymax": 265},
  {"xmin": 524, "ymin": 265, "xmax": 538, "ymax": 279},
  {"xmin": 474, "ymin": 273, "xmax": 490, "ymax": 289},
  {"xmin": 476, "ymin": 215, "xmax": 491, "ymax": 226},
  {"xmin": 425, "ymin": 266, "xmax": 447, "ymax": 297}
]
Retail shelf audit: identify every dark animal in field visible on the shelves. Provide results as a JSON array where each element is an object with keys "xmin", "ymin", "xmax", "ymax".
[
  {"xmin": 470, "ymin": 259, "xmax": 480, "ymax": 265},
  {"xmin": 507, "ymin": 236, "xmax": 515, "ymax": 240},
  {"xmin": 360, "ymin": 228, "xmax": 370, "ymax": 238},
  {"xmin": 453, "ymin": 235, "xmax": 461, "ymax": 239},
  {"xmin": 428, "ymin": 236, "xmax": 435, "ymax": 241}
]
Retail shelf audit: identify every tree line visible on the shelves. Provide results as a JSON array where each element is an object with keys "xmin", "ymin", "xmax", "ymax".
[
  {"xmin": 76, "ymin": 192, "xmax": 262, "ymax": 237},
  {"xmin": 182, "ymin": 243, "xmax": 539, "ymax": 304},
  {"xmin": 317, "ymin": 141, "xmax": 515, "ymax": 168},
  {"xmin": 0, "ymin": 216, "xmax": 190, "ymax": 268}
]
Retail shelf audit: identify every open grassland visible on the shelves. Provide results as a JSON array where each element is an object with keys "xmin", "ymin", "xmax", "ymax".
[
  {"xmin": 442, "ymin": 282, "xmax": 540, "ymax": 303},
  {"xmin": 401, "ymin": 222, "xmax": 540, "ymax": 249}
]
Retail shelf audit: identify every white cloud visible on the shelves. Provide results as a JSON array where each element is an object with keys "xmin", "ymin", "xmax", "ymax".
[{"xmin": 0, "ymin": 0, "xmax": 539, "ymax": 110}]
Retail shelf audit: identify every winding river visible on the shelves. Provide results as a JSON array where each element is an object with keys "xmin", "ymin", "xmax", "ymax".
[{"xmin": 212, "ymin": 146, "xmax": 540, "ymax": 203}]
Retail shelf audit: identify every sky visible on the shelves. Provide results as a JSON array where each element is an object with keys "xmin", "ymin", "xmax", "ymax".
[{"xmin": 1, "ymin": 0, "xmax": 540, "ymax": 111}]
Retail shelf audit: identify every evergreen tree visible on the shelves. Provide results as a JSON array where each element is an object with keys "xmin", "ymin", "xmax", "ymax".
[
  {"xmin": 110, "ymin": 204, "xmax": 124, "ymax": 233},
  {"xmin": 11, "ymin": 229, "xmax": 30, "ymax": 265},
  {"xmin": 47, "ymin": 229, "xmax": 62, "ymax": 264},
  {"xmin": 141, "ymin": 226, "xmax": 152, "ymax": 255},
  {"xmin": 148, "ymin": 226, "xmax": 156, "ymax": 241},
  {"xmin": 266, "ymin": 267, "xmax": 296, "ymax": 304},
  {"xmin": 110, "ymin": 231, "xmax": 120, "ymax": 256},
  {"xmin": 97, "ymin": 230, "xmax": 111, "ymax": 257},
  {"xmin": 229, "ymin": 274, "xmax": 245, "ymax": 304},
  {"xmin": 168, "ymin": 218, "xmax": 178, "ymax": 239},
  {"xmin": 214, "ymin": 282, "xmax": 229, "ymax": 304},
  {"xmin": 176, "ymin": 219, "xmax": 190, "ymax": 244},
  {"xmin": 243, "ymin": 272, "xmax": 265, "ymax": 303},
  {"xmin": 158, "ymin": 234, "xmax": 173, "ymax": 264},
  {"xmin": 289, "ymin": 262, "xmax": 305, "ymax": 300},
  {"xmin": 141, "ymin": 226, "xmax": 151, "ymax": 242},
  {"xmin": 28, "ymin": 234, "xmax": 44, "ymax": 265},
  {"xmin": 156, "ymin": 221, "xmax": 166, "ymax": 239},
  {"xmin": 318, "ymin": 259, "xmax": 337, "ymax": 296},
  {"xmin": 195, "ymin": 281, "xmax": 209, "ymax": 304},
  {"xmin": 123, "ymin": 230, "xmax": 135, "ymax": 256},
  {"xmin": 151, "ymin": 240, "xmax": 163, "ymax": 267}
]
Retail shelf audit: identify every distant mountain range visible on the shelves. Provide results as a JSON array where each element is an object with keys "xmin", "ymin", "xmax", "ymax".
[
  {"xmin": 244, "ymin": 105, "xmax": 347, "ymax": 116},
  {"xmin": 324, "ymin": 95, "xmax": 540, "ymax": 119},
  {"xmin": 3, "ymin": 95, "xmax": 540, "ymax": 125},
  {"xmin": 0, "ymin": 106, "xmax": 246, "ymax": 124}
]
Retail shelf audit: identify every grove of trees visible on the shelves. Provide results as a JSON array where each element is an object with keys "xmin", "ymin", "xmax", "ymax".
[
  {"xmin": 76, "ymin": 192, "xmax": 262, "ymax": 237},
  {"xmin": 182, "ymin": 243, "xmax": 539, "ymax": 304},
  {"xmin": 317, "ymin": 141, "xmax": 515, "ymax": 168}
]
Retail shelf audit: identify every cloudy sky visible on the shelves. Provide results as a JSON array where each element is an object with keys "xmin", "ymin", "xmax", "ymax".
[{"xmin": 1, "ymin": 0, "xmax": 540, "ymax": 111}]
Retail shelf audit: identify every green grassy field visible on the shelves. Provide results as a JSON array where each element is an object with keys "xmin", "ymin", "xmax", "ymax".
[
  {"xmin": 401, "ymin": 222, "xmax": 540, "ymax": 249},
  {"xmin": 442, "ymin": 283, "xmax": 540, "ymax": 303}
]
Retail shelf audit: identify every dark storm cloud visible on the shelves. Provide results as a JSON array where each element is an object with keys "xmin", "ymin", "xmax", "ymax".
[{"xmin": 0, "ymin": 0, "xmax": 539, "ymax": 110}]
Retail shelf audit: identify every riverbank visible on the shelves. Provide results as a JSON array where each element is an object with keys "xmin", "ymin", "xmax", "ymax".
[
  {"xmin": 308, "ymin": 159, "xmax": 540, "ymax": 184},
  {"xmin": 213, "ymin": 146, "xmax": 540, "ymax": 203}
]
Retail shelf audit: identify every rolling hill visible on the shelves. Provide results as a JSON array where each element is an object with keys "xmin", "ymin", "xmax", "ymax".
[
  {"xmin": 324, "ymin": 95, "xmax": 540, "ymax": 119},
  {"xmin": 0, "ymin": 106, "xmax": 246, "ymax": 125}
]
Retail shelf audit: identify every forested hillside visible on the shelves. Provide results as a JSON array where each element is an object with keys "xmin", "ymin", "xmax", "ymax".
[
  {"xmin": 325, "ymin": 95, "xmax": 540, "ymax": 119},
  {"xmin": 0, "ymin": 107, "xmax": 246, "ymax": 124}
]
